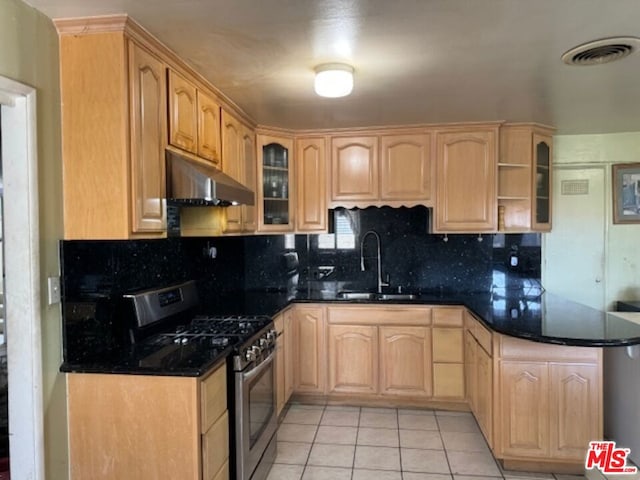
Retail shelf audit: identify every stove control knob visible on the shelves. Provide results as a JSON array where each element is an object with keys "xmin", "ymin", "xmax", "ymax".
[
  {"xmin": 245, "ymin": 348, "xmax": 256, "ymax": 362},
  {"xmin": 251, "ymin": 345, "xmax": 262, "ymax": 356},
  {"xmin": 268, "ymin": 329, "xmax": 278, "ymax": 340},
  {"xmin": 259, "ymin": 338, "xmax": 268, "ymax": 348}
]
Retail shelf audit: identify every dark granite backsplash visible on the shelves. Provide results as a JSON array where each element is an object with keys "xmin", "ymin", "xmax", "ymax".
[{"xmin": 62, "ymin": 206, "xmax": 541, "ymax": 301}]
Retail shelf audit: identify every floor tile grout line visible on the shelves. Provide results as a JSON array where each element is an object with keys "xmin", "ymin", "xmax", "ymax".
[{"xmin": 300, "ymin": 404, "xmax": 325, "ymax": 479}]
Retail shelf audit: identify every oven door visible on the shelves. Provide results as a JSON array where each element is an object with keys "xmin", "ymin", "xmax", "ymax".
[{"xmin": 235, "ymin": 351, "xmax": 277, "ymax": 480}]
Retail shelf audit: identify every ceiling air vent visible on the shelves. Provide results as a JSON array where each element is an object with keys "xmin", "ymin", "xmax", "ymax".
[{"xmin": 562, "ymin": 37, "xmax": 640, "ymax": 66}]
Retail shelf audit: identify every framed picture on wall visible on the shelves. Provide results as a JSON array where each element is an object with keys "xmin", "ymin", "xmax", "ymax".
[{"xmin": 613, "ymin": 163, "xmax": 640, "ymax": 224}]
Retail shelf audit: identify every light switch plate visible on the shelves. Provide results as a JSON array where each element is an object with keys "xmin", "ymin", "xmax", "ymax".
[{"xmin": 47, "ymin": 276, "xmax": 61, "ymax": 305}]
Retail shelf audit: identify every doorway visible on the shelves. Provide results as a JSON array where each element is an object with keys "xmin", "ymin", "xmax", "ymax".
[
  {"xmin": 0, "ymin": 75, "xmax": 44, "ymax": 480},
  {"xmin": 543, "ymin": 166, "xmax": 607, "ymax": 310}
]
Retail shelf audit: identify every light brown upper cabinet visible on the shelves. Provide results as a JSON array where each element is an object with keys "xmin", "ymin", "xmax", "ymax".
[
  {"xmin": 434, "ymin": 126, "xmax": 499, "ymax": 232},
  {"xmin": 296, "ymin": 137, "xmax": 327, "ymax": 232},
  {"xmin": 197, "ymin": 91, "xmax": 223, "ymax": 167},
  {"xmin": 222, "ymin": 111, "xmax": 256, "ymax": 233},
  {"xmin": 331, "ymin": 136, "xmax": 379, "ymax": 204},
  {"xmin": 498, "ymin": 124, "xmax": 553, "ymax": 232},
  {"xmin": 257, "ymin": 133, "xmax": 295, "ymax": 232},
  {"xmin": 58, "ymin": 24, "xmax": 168, "ymax": 239},
  {"xmin": 168, "ymin": 70, "xmax": 198, "ymax": 154},
  {"xmin": 380, "ymin": 133, "xmax": 432, "ymax": 202},
  {"xmin": 168, "ymin": 69, "xmax": 222, "ymax": 167},
  {"xmin": 330, "ymin": 133, "xmax": 432, "ymax": 208},
  {"xmin": 179, "ymin": 112, "xmax": 255, "ymax": 236}
]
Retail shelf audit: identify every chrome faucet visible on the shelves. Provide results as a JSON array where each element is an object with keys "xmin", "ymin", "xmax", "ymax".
[{"xmin": 360, "ymin": 230, "xmax": 389, "ymax": 293}]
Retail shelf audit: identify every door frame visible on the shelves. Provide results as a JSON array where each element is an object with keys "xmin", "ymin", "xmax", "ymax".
[{"xmin": 0, "ymin": 75, "xmax": 45, "ymax": 479}]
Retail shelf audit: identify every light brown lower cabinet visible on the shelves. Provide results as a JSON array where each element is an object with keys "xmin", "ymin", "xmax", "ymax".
[
  {"xmin": 328, "ymin": 324, "xmax": 378, "ymax": 394},
  {"xmin": 276, "ymin": 309, "xmax": 295, "ymax": 416},
  {"xmin": 495, "ymin": 335, "xmax": 602, "ymax": 470},
  {"xmin": 67, "ymin": 362, "xmax": 229, "ymax": 480},
  {"xmin": 379, "ymin": 326, "xmax": 432, "ymax": 397},
  {"xmin": 285, "ymin": 303, "xmax": 602, "ymax": 473},
  {"xmin": 293, "ymin": 305, "xmax": 326, "ymax": 394}
]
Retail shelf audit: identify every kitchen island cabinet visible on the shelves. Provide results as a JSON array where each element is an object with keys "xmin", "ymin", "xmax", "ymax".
[{"xmin": 67, "ymin": 361, "xmax": 229, "ymax": 480}]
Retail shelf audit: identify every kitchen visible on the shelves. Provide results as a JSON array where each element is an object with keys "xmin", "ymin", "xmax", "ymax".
[{"xmin": 2, "ymin": 1, "xmax": 640, "ymax": 479}]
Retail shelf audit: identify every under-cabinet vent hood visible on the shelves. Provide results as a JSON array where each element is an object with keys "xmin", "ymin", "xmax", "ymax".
[{"xmin": 166, "ymin": 149, "xmax": 254, "ymax": 206}]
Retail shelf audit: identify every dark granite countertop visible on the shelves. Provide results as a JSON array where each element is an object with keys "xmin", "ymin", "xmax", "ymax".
[
  {"xmin": 61, "ymin": 285, "xmax": 640, "ymax": 377},
  {"xmin": 60, "ymin": 340, "xmax": 232, "ymax": 377},
  {"xmin": 208, "ymin": 286, "xmax": 640, "ymax": 347}
]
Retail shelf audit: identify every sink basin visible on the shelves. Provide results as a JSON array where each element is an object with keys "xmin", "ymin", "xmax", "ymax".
[
  {"xmin": 336, "ymin": 292, "xmax": 378, "ymax": 300},
  {"xmin": 336, "ymin": 292, "xmax": 419, "ymax": 301},
  {"xmin": 377, "ymin": 293, "xmax": 419, "ymax": 301}
]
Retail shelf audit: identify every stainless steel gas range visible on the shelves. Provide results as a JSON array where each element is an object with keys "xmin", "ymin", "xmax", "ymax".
[{"xmin": 122, "ymin": 281, "xmax": 278, "ymax": 480}]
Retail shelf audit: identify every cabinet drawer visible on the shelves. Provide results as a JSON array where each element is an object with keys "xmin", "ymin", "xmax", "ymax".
[
  {"xmin": 432, "ymin": 328, "xmax": 463, "ymax": 363},
  {"xmin": 433, "ymin": 307, "xmax": 464, "ymax": 326},
  {"xmin": 201, "ymin": 365, "xmax": 227, "ymax": 432},
  {"xmin": 433, "ymin": 363, "xmax": 465, "ymax": 398},
  {"xmin": 328, "ymin": 306, "xmax": 431, "ymax": 326},
  {"xmin": 202, "ymin": 411, "xmax": 229, "ymax": 480},
  {"xmin": 499, "ymin": 335, "xmax": 600, "ymax": 362}
]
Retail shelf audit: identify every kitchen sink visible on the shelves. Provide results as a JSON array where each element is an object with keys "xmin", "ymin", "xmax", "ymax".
[
  {"xmin": 336, "ymin": 292, "xmax": 378, "ymax": 300},
  {"xmin": 376, "ymin": 293, "xmax": 419, "ymax": 301},
  {"xmin": 336, "ymin": 291, "xmax": 419, "ymax": 301}
]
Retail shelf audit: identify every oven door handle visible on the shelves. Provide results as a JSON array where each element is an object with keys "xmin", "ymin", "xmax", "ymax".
[{"xmin": 242, "ymin": 350, "xmax": 275, "ymax": 382}]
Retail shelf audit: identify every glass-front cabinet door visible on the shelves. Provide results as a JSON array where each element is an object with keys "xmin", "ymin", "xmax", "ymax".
[
  {"xmin": 257, "ymin": 134, "xmax": 295, "ymax": 232},
  {"xmin": 532, "ymin": 134, "xmax": 552, "ymax": 231}
]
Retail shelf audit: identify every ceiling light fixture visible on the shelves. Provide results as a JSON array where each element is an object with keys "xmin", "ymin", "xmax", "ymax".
[{"xmin": 314, "ymin": 63, "xmax": 354, "ymax": 98}]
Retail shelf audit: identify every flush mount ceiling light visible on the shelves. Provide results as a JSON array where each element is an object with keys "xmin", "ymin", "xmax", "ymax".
[
  {"xmin": 314, "ymin": 63, "xmax": 354, "ymax": 98},
  {"xmin": 562, "ymin": 36, "xmax": 640, "ymax": 66}
]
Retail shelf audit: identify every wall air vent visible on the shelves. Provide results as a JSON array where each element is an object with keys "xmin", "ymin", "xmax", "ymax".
[
  {"xmin": 561, "ymin": 179, "xmax": 589, "ymax": 195},
  {"xmin": 562, "ymin": 37, "xmax": 640, "ymax": 66}
]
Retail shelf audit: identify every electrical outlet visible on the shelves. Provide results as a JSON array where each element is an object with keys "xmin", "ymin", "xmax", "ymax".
[{"xmin": 47, "ymin": 276, "xmax": 61, "ymax": 305}]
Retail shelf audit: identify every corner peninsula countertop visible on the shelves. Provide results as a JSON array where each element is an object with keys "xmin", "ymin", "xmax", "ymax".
[{"xmin": 213, "ymin": 287, "xmax": 640, "ymax": 348}]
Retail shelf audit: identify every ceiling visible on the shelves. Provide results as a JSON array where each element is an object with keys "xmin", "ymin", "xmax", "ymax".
[{"xmin": 25, "ymin": 0, "xmax": 640, "ymax": 134}]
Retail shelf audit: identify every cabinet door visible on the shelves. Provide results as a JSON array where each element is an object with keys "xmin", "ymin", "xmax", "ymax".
[
  {"xmin": 500, "ymin": 361, "xmax": 549, "ymax": 458},
  {"xmin": 293, "ymin": 306, "xmax": 325, "ymax": 394},
  {"xmin": 331, "ymin": 136, "xmax": 378, "ymax": 203},
  {"xmin": 433, "ymin": 364, "xmax": 465, "ymax": 398},
  {"xmin": 168, "ymin": 70, "xmax": 197, "ymax": 154},
  {"xmin": 275, "ymin": 314, "xmax": 285, "ymax": 416},
  {"xmin": 549, "ymin": 363, "xmax": 600, "ymax": 460},
  {"xmin": 435, "ymin": 129, "xmax": 497, "ymax": 232},
  {"xmin": 380, "ymin": 133, "xmax": 432, "ymax": 202},
  {"xmin": 379, "ymin": 326, "xmax": 431, "ymax": 397},
  {"xmin": 222, "ymin": 110, "xmax": 243, "ymax": 233},
  {"xmin": 328, "ymin": 325, "xmax": 378, "ymax": 394},
  {"xmin": 197, "ymin": 90, "xmax": 222, "ymax": 167},
  {"xmin": 241, "ymin": 126, "xmax": 257, "ymax": 232},
  {"xmin": 532, "ymin": 134, "xmax": 552, "ymax": 232},
  {"xmin": 284, "ymin": 309, "xmax": 295, "ymax": 402},
  {"xmin": 465, "ymin": 330, "xmax": 477, "ymax": 411},
  {"xmin": 476, "ymin": 345, "xmax": 493, "ymax": 446},
  {"xmin": 296, "ymin": 137, "xmax": 327, "ymax": 232},
  {"xmin": 129, "ymin": 42, "xmax": 167, "ymax": 234},
  {"xmin": 258, "ymin": 134, "xmax": 295, "ymax": 232}
]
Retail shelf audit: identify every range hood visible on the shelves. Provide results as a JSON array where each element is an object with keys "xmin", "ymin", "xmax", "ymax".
[{"xmin": 166, "ymin": 149, "xmax": 254, "ymax": 206}]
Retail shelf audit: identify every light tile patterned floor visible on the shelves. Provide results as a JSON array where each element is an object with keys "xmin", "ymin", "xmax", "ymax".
[{"xmin": 267, "ymin": 404, "xmax": 586, "ymax": 480}]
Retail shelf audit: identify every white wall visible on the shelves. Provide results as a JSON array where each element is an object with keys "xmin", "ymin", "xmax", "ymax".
[
  {"xmin": 0, "ymin": 1, "xmax": 66, "ymax": 478},
  {"xmin": 548, "ymin": 132, "xmax": 640, "ymax": 310}
]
